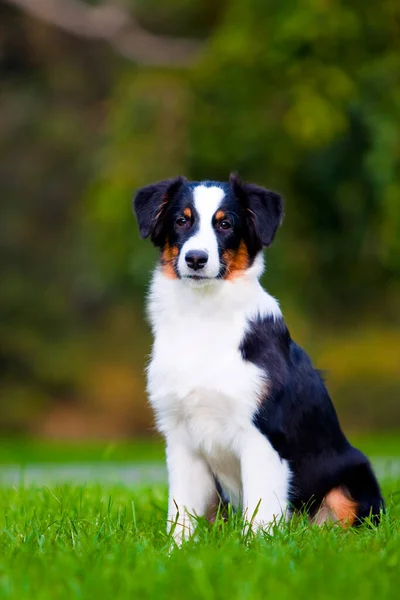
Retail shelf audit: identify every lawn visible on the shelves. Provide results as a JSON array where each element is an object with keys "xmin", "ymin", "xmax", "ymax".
[
  {"xmin": 0, "ymin": 437, "xmax": 165, "ymax": 465},
  {"xmin": 1, "ymin": 431, "xmax": 400, "ymax": 465},
  {"xmin": 0, "ymin": 479, "xmax": 399, "ymax": 600}
]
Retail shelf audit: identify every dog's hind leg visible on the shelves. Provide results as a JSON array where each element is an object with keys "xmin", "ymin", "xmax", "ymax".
[
  {"xmin": 313, "ymin": 460, "xmax": 384, "ymax": 528},
  {"xmin": 313, "ymin": 486, "xmax": 358, "ymax": 527}
]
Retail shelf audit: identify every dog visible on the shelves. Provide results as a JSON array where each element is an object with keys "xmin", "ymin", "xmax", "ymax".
[{"xmin": 133, "ymin": 173, "xmax": 384, "ymax": 544}]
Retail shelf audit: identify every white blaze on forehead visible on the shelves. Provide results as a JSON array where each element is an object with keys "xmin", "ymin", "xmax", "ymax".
[
  {"xmin": 178, "ymin": 185, "xmax": 225, "ymax": 279},
  {"xmin": 192, "ymin": 185, "xmax": 226, "ymax": 221}
]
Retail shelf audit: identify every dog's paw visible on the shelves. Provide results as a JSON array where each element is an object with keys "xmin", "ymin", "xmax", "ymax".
[{"xmin": 167, "ymin": 512, "xmax": 195, "ymax": 548}]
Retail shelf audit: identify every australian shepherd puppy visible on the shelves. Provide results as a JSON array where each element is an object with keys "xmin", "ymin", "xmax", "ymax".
[{"xmin": 133, "ymin": 173, "xmax": 384, "ymax": 544}]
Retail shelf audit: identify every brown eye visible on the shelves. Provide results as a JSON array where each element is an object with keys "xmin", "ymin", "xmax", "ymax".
[
  {"xmin": 176, "ymin": 217, "xmax": 187, "ymax": 227},
  {"xmin": 220, "ymin": 220, "xmax": 232, "ymax": 230}
]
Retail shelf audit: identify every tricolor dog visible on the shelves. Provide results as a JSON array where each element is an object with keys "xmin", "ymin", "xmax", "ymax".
[{"xmin": 133, "ymin": 174, "xmax": 384, "ymax": 544}]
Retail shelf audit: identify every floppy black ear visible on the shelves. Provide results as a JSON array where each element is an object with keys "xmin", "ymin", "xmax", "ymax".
[
  {"xmin": 230, "ymin": 173, "xmax": 283, "ymax": 248},
  {"xmin": 133, "ymin": 176, "xmax": 186, "ymax": 246}
]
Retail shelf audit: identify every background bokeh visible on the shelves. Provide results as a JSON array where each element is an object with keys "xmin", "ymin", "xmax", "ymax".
[{"xmin": 1, "ymin": 0, "xmax": 399, "ymax": 439}]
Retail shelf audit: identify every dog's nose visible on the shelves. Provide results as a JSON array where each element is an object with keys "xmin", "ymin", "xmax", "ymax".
[{"xmin": 185, "ymin": 250, "xmax": 209, "ymax": 271}]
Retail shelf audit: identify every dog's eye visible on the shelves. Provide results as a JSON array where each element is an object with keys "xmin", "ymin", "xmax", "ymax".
[
  {"xmin": 176, "ymin": 217, "xmax": 187, "ymax": 227},
  {"xmin": 219, "ymin": 220, "xmax": 232, "ymax": 230}
]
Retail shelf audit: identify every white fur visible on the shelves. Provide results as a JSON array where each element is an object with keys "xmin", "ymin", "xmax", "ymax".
[
  {"xmin": 147, "ymin": 253, "xmax": 289, "ymax": 545},
  {"xmin": 177, "ymin": 185, "xmax": 225, "ymax": 279}
]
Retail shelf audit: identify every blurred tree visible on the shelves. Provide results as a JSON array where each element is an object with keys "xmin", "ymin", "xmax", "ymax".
[
  {"xmin": 0, "ymin": 4, "xmax": 115, "ymax": 427},
  {"xmin": 3, "ymin": 0, "xmax": 203, "ymax": 65}
]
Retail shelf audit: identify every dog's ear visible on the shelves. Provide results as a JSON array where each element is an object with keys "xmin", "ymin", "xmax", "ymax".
[
  {"xmin": 133, "ymin": 176, "xmax": 186, "ymax": 246},
  {"xmin": 230, "ymin": 173, "xmax": 283, "ymax": 248}
]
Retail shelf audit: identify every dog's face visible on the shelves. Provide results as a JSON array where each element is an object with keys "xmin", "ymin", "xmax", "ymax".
[{"xmin": 133, "ymin": 174, "xmax": 283, "ymax": 283}]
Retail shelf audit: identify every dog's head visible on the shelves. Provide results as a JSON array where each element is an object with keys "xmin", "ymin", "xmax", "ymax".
[{"xmin": 133, "ymin": 174, "xmax": 283, "ymax": 283}]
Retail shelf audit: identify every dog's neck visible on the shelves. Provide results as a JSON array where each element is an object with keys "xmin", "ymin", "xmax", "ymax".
[{"xmin": 147, "ymin": 251, "xmax": 282, "ymax": 328}]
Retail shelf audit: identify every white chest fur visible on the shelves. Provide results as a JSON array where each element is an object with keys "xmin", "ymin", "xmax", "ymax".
[
  {"xmin": 146, "ymin": 259, "xmax": 283, "ymax": 505},
  {"xmin": 149, "ymin": 289, "xmax": 263, "ymax": 424}
]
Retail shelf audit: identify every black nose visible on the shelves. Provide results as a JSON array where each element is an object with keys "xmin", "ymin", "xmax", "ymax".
[{"xmin": 185, "ymin": 250, "xmax": 208, "ymax": 271}]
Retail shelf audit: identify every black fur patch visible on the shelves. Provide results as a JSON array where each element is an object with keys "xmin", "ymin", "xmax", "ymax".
[
  {"xmin": 240, "ymin": 315, "xmax": 384, "ymax": 523},
  {"xmin": 230, "ymin": 173, "xmax": 283, "ymax": 251}
]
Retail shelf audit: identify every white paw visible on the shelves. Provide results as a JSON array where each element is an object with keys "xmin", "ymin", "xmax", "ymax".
[{"xmin": 167, "ymin": 511, "xmax": 195, "ymax": 547}]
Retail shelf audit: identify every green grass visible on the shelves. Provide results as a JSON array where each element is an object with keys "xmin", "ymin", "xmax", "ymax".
[
  {"xmin": 0, "ymin": 437, "xmax": 165, "ymax": 465},
  {"xmin": 1, "ymin": 431, "xmax": 399, "ymax": 465},
  {"xmin": 1, "ymin": 481, "xmax": 399, "ymax": 600}
]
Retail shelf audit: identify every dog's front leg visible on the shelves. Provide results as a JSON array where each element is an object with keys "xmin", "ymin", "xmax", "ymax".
[
  {"xmin": 240, "ymin": 428, "xmax": 290, "ymax": 533},
  {"xmin": 166, "ymin": 433, "xmax": 215, "ymax": 546}
]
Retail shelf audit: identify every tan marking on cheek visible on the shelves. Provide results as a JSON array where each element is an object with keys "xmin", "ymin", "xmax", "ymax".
[
  {"xmin": 223, "ymin": 241, "xmax": 250, "ymax": 280},
  {"xmin": 183, "ymin": 207, "xmax": 192, "ymax": 219},
  {"xmin": 215, "ymin": 210, "xmax": 225, "ymax": 221},
  {"xmin": 160, "ymin": 243, "xmax": 179, "ymax": 279},
  {"xmin": 313, "ymin": 487, "xmax": 358, "ymax": 528}
]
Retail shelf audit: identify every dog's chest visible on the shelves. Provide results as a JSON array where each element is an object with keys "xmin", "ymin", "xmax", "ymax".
[{"xmin": 147, "ymin": 308, "xmax": 265, "ymax": 449}]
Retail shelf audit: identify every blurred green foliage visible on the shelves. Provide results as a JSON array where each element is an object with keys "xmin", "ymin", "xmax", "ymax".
[{"xmin": 0, "ymin": 0, "xmax": 399, "ymax": 435}]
